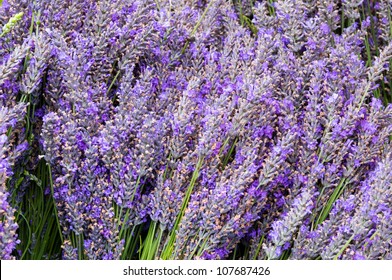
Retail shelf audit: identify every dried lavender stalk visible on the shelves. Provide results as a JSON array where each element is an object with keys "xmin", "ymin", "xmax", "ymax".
[{"xmin": 1, "ymin": 0, "xmax": 392, "ymax": 261}]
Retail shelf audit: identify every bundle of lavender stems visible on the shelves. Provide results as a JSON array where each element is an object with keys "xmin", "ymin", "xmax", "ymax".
[{"xmin": 1, "ymin": 0, "xmax": 392, "ymax": 260}]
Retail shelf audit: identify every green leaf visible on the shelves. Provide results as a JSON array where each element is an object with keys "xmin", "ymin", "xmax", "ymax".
[
  {"xmin": 16, "ymin": 176, "xmax": 25, "ymax": 188},
  {"xmin": 23, "ymin": 170, "xmax": 42, "ymax": 187},
  {"xmin": 1, "ymin": 12, "xmax": 24, "ymax": 37}
]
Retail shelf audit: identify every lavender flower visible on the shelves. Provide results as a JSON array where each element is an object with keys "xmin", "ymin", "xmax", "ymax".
[
  {"xmin": 0, "ymin": 171, "xmax": 19, "ymax": 260},
  {"xmin": 0, "ymin": 103, "xmax": 26, "ymax": 259},
  {"xmin": 1, "ymin": 0, "xmax": 392, "ymax": 261}
]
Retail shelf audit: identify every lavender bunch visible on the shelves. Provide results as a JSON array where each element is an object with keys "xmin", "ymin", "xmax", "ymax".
[{"xmin": 1, "ymin": 0, "xmax": 392, "ymax": 260}]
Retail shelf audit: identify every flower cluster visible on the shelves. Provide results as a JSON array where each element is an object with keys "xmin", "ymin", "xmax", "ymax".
[{"xmin": 1, "ymin": 0, "xmax": 392, "ymax": 260}]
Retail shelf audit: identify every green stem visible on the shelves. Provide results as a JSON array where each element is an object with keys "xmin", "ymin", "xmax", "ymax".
[
  {"xmin": 222, "ymin": 137, "xmax": 238, "ymax": 168},
  {"xmin": 181, "ymin": 0, "xmax": 215, "ymax": 54},
  {"xmin": 140, "ymin": 221, "xmax": 157, "ymax": 260},
  {"xmin": 48, "ymin": 164, "xmax": 63, "ymax": 243},
  {"xmin": 154, "ymin": 227, "xmax": 164, "ymax": 260},
  {"xmin": 333, "ymin": 234, "xmax": 355, "ymax": 260},
  {"xmin": 17, "ymin": 211, "xmax": 31, "ymax": 260},
  {"xmin": 160, "ymin": 157, "xmax": 204, "ymax": 259},
  {"xmin": 253, "ymin": 234, "xmax": 265, "ymax": 260},
  {"xmin": 315, "ymin": 178, "xmax": 347, "ymax": 227},
  {"xmin": 108, "ymin": 69, "xmax": 121, "ymax": 95},
  {"xmin": 77, "ymin": 234, "xmax": 84, "ymax": 260}
]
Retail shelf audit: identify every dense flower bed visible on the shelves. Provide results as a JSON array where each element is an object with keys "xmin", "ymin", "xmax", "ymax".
[{"xmin": 0, "ymin": 0, "xmax": 392, "ymax": 260}]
